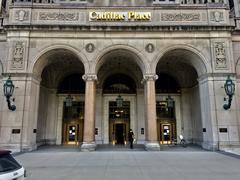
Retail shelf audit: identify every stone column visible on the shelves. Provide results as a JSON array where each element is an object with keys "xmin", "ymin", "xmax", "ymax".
[
  {"xmin": 143, "ymin": 74, "xmax": 160, "ymax": 151},
  {"xmin": 80, "ymin": 74, "xmax": 97, "ymax": 151}
]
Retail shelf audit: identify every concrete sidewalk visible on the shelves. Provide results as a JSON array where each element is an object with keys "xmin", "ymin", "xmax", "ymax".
[{"xmin": 15, "ymin": 148, "xmax": 240, "ymax": 180}]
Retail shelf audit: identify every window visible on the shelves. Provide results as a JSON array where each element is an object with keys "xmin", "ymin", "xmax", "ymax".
[
  {"xmin": 0, "ymin": 154, "xmax": 22, "ymax": 173},
  {"xmin": 109, "ymin": 101, "xmax": 130, "ymax": 120},
  {"xmin": 156, "ymin": 101, "xmax": 175, "ymax": 119}
]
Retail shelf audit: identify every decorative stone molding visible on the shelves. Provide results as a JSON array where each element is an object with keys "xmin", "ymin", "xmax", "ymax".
[
  {"xmin": 145, "ymin": 142, "xmax": 160, "ymax": 151},
  {"xmin": 145, "ymin": 43, "xmax": 154, "ymax": 53},
  {"xmin": 11, "ymin": 41, "xmax": 25, "ymax": 70},
  {"xmin": 161, "ymin": 13, "xmax": 200, "ymax": 21},
  {"xmin": 15, "ymin": 10, "xmax": 29, "ymax": 21},
  {"xmin": 85, "ymin": 43, "xmax": 95, "ymax": 53},
  {"xmin": 80, "ymin": 142, "xmax": 96, "ymax": 152},
  {"xmin": 39, "ymin": 12, "xmax": 79, "ymax": 21},
  {"xmin": 214, "ymin": 42, "xmax": 227, "ymax": 69},
  {"xmin": 210, "ymin": 12, "xmax": 224, "ymax": 22},
  {"xmin": 82, "ymin": 74, "xmax": 98, "ymax": 81},
  {"xmin": 142, "ymin": 74, "xmax": 158, "ymax": 83}
]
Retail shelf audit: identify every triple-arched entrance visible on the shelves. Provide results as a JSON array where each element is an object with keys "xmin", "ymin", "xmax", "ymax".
[{"xmin": 32, "ymin": 45, "xmax": 209, "ymax": 150}]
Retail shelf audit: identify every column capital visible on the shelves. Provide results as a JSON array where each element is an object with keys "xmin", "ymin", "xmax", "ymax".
[
  {"xmin": 82, "ymin": 74, "xmax": 98, "ymax": 81},
  {"xmin": 141, "ymin": 74, "xmax": 158, "ymax": 84}
]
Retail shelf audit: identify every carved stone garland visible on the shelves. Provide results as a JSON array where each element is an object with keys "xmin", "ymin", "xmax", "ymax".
[
  {"xmin": 215, "ymin": 42, "xmax": 227, "ymax": 69},
  {"xmin": 11, "ymin": 42, "xmax": 25, "ymax": 69}
]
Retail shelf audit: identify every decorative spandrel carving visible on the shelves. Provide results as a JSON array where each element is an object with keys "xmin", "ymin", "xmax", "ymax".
[
  {"xmin": 161, "ymin": 13, "xmax": 200, "ymax": 21},
  {"xmin": 210, "ymin": 12, "xmax": 224, "ymax": 22},
  {"xmin": 145, "ymin": 43, "xmax": 154, "ymax": 53},
  {"xmin": 215, "ymin": 42, "xmax": 227, "ymax": 69},
  {"xmin": 11, "ymin": 42, "xmax": 25, "ymax": 70},
  {"xmin": 39, "ymin": 12, "xmax": 79, "ymax": 21},
  {"xmin": 15, "ymin": 10, "xmax": 29, "ymax": 21}
]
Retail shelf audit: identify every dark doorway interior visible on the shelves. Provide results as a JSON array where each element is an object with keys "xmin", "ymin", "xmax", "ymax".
[{"xmin": 115, "ymin": 124, "xmax": 124, "ymax": 144}]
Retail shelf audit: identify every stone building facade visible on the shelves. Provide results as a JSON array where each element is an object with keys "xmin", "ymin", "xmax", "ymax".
[{"xmin": 0, "ymin": 0, "xmax": 240, "ymax": 152}]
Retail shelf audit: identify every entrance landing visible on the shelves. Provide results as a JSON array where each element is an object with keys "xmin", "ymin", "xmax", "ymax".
[
  {"xmin": 33, "ymin": 144, "xmax": 204, "ymax": 152},
  {"xmin": 96, "ymin": 144, "xmax": 145, "ymax": 151},
  {"xmin": 35, "ymin": 145, "xmax": 79, "ymax": 152}
]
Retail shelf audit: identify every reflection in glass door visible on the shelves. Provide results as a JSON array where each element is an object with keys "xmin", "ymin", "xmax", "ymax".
[
  {"xmin": 161, "ymin": 124, "xmax": 172, "ymax": 144},
  {"xmin": 68, "ymin": 125, "xmax": 77, "ymax": 143}
]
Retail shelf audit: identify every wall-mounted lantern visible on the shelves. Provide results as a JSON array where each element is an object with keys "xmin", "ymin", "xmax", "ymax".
[
  {"xmin": 116, "ymin": 95, "xmax": 123, "ymax": 108},
  {"xmin": 65, "ymin": 94, "xmax": 73, "ymax": 107},
  {"xmin": 223, "ymin": 76, "xmax": 235, "ymax": 110},
  {"xmin": 166, "ymin": 95, "xmax": 174, "ymax": 108},
  {"xmin": 3, "ymin": 76, "xmax": 16, "ymax": 111}
]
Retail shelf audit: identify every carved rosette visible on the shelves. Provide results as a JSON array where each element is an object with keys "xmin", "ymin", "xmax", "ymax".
[
  {"xmin": 11, "ymin": 41, "xmax": 25, "ymax": 70},
  {"xmin": 82, "ymin": 74, "xmax": 98, "ymax": 81},
  {"xmin": 145, "ymin": 43, "xmax": 154, "ymax": 53},
  {"xmin": 141, "ymin": 74, "xmax": 158, "ymax": 83},
  {"xmin": 214, "ymin": 42, "xmax": 227, "ymax": 69},
  {"xmin": 85, "ymin": 43, "xmax": 95, "ymax": 53}
]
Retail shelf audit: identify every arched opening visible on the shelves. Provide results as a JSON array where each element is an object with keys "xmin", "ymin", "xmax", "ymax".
[
  {"xmin": 103, "ymin": 74, "xmax": 136, "ymax": 145},
  {"xmin": 35, "ymin": 49, "xmax": 85, "ymax": 147},
  {"xmin": 96, "ymin": 49, "xmax": 143, "ymax": 145},
  {"xmin": 156, "ymin": 49, "xmax": 204, "ymax": 146},
  {"xmin": 155, "ymin": 73, "xmax": 180, "ymax": 144}
]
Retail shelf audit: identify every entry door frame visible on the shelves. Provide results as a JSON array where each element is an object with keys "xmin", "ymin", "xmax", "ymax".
[
  {"xmin": 156, "ymin": 94, "xmax": 182, "ymax": 143},
  {"xmin": 103, "ymin": 95, "xmax": 137, "ymax": 144},
  {"xmin": 56, "ymin": 94, "xmax": 85, "ymax": 145}
]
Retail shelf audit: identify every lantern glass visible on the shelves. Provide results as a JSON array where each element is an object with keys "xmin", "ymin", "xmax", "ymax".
[
  {"xmin": 65, "ymin": 95, "xmax": 73, "ymax": 107},
  {"xmin": 224, "ymin": 76, "xmax": 235, "ymax": 96},
  {"xmin": 116, "ymin": 95, "xmax": 123, "ymax": 108},
  {"xmin": 166, "ymin": 95, "xmax": 174, "ymax": 108},
  {"xmin": 4, "ymin": 78, "xmax": 14, "ymax": 97}
]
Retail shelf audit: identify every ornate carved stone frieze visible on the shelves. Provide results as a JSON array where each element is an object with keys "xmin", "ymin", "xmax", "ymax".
[
  {"xmin": 39, "ymin": 12, "xmax": 79, "ymax": 21},
  {"xmin": 145, "ymin": 43, "xmax": 154, "ymax": 53},
  {"xmin": 161, "ymin": 13, "xmax": 200, "ymax": 21},
  {"xmin": 15, "ymin": 10, "xmax": 29, "ymax": 21},
  {"xmin": 210, "ymin": 12, "xmax": 224, "ymax": 22},
  {"xmin": 82, "ymin": 74, "xmax": 98, "ymax": 81},
  {"xmin": 85, "ymin": 43, "xmax": 95, "ymax": 53},
  {"xmin": 11, "ymin": 42, "xmax": 25, "ymax": 70},
  {"xmin": 141, "ymin": 74, "xmax": 158, "ymax": 83},
  {"xmin": 214, "ymin": 42, "xmax": 227, "ymax": 69}
]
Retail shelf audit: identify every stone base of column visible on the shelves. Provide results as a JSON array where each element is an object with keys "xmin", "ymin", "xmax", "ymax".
[
  {"xmin": 144, "ymin": 142, "xmax": 161, "ymax": 151},
  {"xmin": 202, "ymin": 141, "xmax": 219, "ymax": 151},
  {"xmin": 80, "ymin": 142, "xmax": 96, "ymax": 152},
  {"xmin": 0, "ymin": 143, "xmax": 37, "ymax": 153}
]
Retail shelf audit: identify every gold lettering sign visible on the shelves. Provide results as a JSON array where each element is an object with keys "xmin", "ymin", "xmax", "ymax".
[{"xmin": 89, "ymin": 11, "xmax": 151, "ymax": 22}]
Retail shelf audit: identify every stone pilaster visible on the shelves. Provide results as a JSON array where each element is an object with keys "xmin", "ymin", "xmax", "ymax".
[
  {"xmin": 0, "ymin": 75, "xmax": 41, "ymax": 152},
  {"xmin": 80, "ymin": 74, "xmax": 97, "ymax": 151},
  {"xmin": 142, "ymin": 74, "xmax": 160, "ymax": 151}
]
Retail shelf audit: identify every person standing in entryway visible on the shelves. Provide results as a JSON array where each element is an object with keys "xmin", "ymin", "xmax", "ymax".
[{"xmin": 128, "ymin": 129, "xmax": 134, "ymax": 149}]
